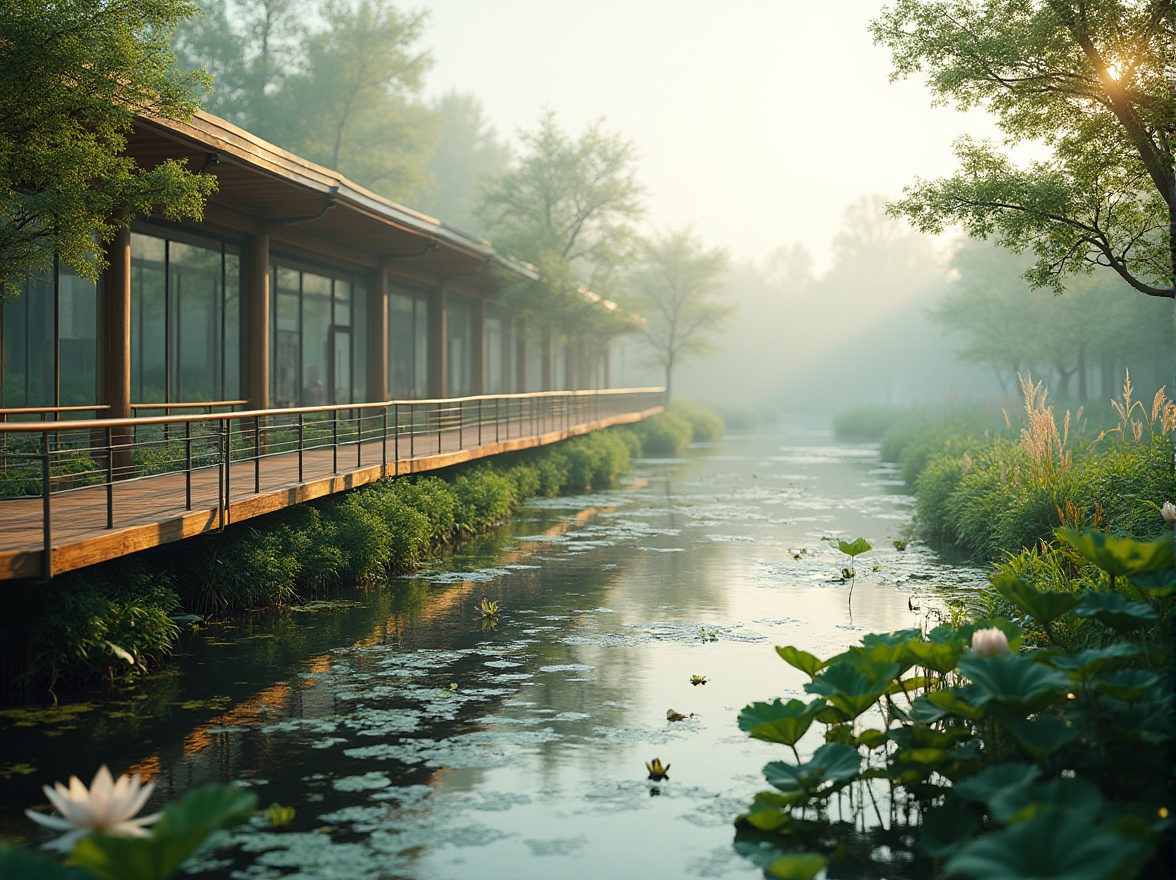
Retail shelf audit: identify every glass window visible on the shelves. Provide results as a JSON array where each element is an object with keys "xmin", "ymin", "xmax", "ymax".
[
  {"xmin": 526, "ymin": 332, "xmax": 544, "ymax": 392},
  {"xmin": 446, "ymin": 296, "xmax": 473, "ymax": 398},
  {"xmin": 0, "ymin": 270, "xmax": 54, "ymax": 407},
  {"xmin": 389, "ymin": 292, "xmax": 415, "ymax": 398},
  {"xmin": 270, "ymin": 260, "xmax": 366, "ymax": 406},
  {"xmin": 131, "ymin": 229, "xmax": 241, "ymax": 405},
  {"xmin": 58, "ymin": 267, "xmax": 97, "ymax": 406}
]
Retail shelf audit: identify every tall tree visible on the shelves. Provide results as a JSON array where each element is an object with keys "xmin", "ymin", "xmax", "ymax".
[
  {"xmin": 626, "ymin": 227, "xmax": 732, "ymax": 399},
  {"xmin": 931, "ymin": 239, "xmax": 1174, "ymax": 398},
  {"xmin": 478, "ymin": 110, "xmax": 645, "ymax": 340},
  {"xmin": 871, "ymin": 1, "xmax": 1175, "ymax": 298},
  {"xmin": 172, "ymin": 0, "xmax": 302, "ymax": 132},
  {"xmin": 270, "ymin": 0, "xmax": 437, "ymax": 201},
  {"xmin": 416, "ymin": 90, "xmax": 511, "ymax": 233},
  {"xmin": 0, "ymin": 0, "xmax": 217, "ymax": 298}
]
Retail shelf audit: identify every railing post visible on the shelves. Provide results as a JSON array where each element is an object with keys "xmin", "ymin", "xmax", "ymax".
[
  {"xmin": 495, "ymin": 398, "xmax": 500, "ymax": 443},
  {"xmin": 221, "ymin": 418, "xmax": 230, "ymax": 528},
  {"xmin": 105, "ymin": 426, "xmax": 114, "ymax": 528},
  {"xmin": 437, "ymin": 403, "xmax": 442, "ymax": 454},
  {"xmin": 185, "ymin": 420, "xmax": 192, "ymax": 511},
  {"xmin": 477, "ymin": 399, "xmax": 482, "ymax": 446},
  {"xmin": 332, "ymin": 411, "xmax": 339, "ymax": 474},
  {"xmin": 356, "ymin": 409, "xmax": 362, "ymax": 469},
  {"xmin": 254, "ymin": 416, "xmax": 261, "ymax": 493},
  {"xmin": 298, "ymin": 412, "xmax": 305, "ymax": 483},
  {"xmin": 41, "ymin": 434, "xmax": 52, "ymax": 581},
  {"xmin": 382, "ymin": 406, "xmax": 388, "ymax": 478},
  {"xmin": 458, "ymin": 401, "xmax": 464, "ymax": 450}
]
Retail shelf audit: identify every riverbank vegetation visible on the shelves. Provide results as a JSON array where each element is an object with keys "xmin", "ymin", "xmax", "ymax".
[
  {"xmin": 765, "ymin": 375, "xmax": 1175, "ymax": 876},
  {"xmin": 0, "ymin": 406, "xmax": 725, "ymax": 699}
]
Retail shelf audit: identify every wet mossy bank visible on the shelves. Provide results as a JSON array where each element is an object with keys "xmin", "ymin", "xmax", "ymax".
[{"xmin": 0, "ymin": 407, "xmax": 721, "ymax": 700}]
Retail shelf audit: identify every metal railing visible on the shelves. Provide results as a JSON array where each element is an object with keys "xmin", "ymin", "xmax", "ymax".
[{"xmin": 0, "ymin": 388, "xmax": 666, "ymax": 579}]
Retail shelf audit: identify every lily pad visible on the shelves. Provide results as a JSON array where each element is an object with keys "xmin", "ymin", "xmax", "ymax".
[{"xmin": 991, "ymin": 574, "xmax": 1080, "ymax": 627}]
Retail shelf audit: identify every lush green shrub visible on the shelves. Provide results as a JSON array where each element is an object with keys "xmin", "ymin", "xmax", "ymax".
[
  {"xmin": 452, "ymin": 465, "xmax": 517, "ymax": 535},
  {"xmin": 832, "ymin": 405, "xmax": 905, "ymax": 441},
  {"xmin": 669, "ymin": 399, "xmax": 725, "ymax": 442},
  {"xmin": 0, "ymin": 560, "xmax": 180, "ymax": 695},
  {"xmin": 561, "ymin": 430, "xmax": 631, "ymax": 492},
  {"xmin": 387, "ymin": 476, "xmax": 456, "ymax": 544},
  {"xmin": 630, "ymin": 411, "xmax": 693, "ymax": 455}
]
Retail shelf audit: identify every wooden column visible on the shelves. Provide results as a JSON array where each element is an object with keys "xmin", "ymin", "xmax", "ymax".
[
  {"xmin": 541, "ymin": 330, "xmax": 554, "ymax": 392},
  {"xmin": 515, "ymin": 323, "xmax": 528, "ymax": 393},
  {"xmin": 246, "ymin": 230, "xmax": 270, "ymax": 411},
  {"xmin": 470, "ymin": 296, "xmax": 486, "ymax": 396},
  {"xmin": 99, "ymin": 227, "xmax": 132, "ymax": 475},
  {"xmin": 368, "ymin": 265, "xmax": 388, "ymax": 402},
  {"xmin": 428, "ymin": 285, "xmax": 447, "ymax": 398}
]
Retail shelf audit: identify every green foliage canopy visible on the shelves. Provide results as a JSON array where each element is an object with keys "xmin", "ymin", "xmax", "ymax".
[
  {"xmin": 477, "ymin": 110, "xmax": 645, "ymax": 341},
  {"xmin": 0, "ymin": 0, "xmax": 217, "ymax": 297},
  {"xmin": 871, "ymin": 0, "xmax": 1175, "ymax": 298}
]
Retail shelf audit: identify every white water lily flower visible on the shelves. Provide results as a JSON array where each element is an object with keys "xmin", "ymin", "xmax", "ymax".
[
  {"xmin": 971, "ymin": 627, "xmax": 1012, "ymax": 659},
  {"xmin": 1162, "ymin": 501, "xmax": 1176, "ymax": 524},
  {"xmin": 25, "ymin": 765, "xmax": 159, "ymax": 852}
]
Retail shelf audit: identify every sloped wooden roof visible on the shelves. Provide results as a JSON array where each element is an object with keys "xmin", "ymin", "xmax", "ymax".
[{"xmin": 128, "ymin": 110, "xmax": 535, "ymax": 289}]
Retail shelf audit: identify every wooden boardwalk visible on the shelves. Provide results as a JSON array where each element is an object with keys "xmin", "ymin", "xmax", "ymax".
[{"xmin": 0, "ymin": 403, "xmax": 661, "ymax": 582}]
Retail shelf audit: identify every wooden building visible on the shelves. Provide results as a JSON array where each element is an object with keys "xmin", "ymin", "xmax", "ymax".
[{"xmin": 0, "ymin": 110, "xmax": 612, "ymax": 415}]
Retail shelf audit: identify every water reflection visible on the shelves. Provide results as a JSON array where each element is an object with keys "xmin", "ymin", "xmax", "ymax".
[{"xmin": 1, "ymin": 421, "xmax": 985, "ymax": 878}]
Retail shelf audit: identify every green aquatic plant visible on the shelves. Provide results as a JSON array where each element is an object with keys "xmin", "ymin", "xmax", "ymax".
[
  {"xmin": 478, "ymin": 597, "xmax": 500, "ymax": 618},
  {"xmin": 8, "ymin": 768, "xmax": 256, "ymax": 880},
  {"xmin": 837, "ymin": 537, "xmax": 871, "ymax": 602},
  {"xmin": 690, "ymin": 674, "xmax": 708, "ymax": 686},
  {"xmin": 736, "ymin": 530, "xmax": 1174, "ymax": 878},
  {"xmin": 645, "ymin": 758, "xmax": 670, "ymax": 781},
  {"xmin": 264, "ymin": 803, "xmax": 296, "ymax": 828}
]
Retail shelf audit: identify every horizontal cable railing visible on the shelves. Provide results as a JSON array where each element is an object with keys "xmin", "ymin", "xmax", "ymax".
[{"xmin": 0, "ymin": 388, "xmax": 666, "ymax": 579}]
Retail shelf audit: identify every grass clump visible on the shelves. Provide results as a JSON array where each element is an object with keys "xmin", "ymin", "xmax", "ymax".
[{"xmin": 895, "ymin": 374, "xmax": 1175, "ymax": 561}]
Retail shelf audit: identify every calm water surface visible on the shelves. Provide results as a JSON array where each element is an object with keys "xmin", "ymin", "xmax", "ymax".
[{"xmin": 1, "ymin": 420, "xmax": 985, "ymax": 878}]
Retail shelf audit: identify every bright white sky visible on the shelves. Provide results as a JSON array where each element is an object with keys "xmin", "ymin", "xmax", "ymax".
[{"xmin": 416, "ymin": 0, "xmax": 1003, "ymax": 271}]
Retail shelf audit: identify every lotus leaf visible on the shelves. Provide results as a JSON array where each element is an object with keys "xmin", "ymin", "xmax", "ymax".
[
  {"xmin": 1000, "ymin": 713, "xmax": 1079, "ymax": 760},
  {"xmin": 71, "ymin": 784, "xmax": 257, "ymax": 880},
  {"xmin": 1074, "ymin": 591, "xmax": 1158, "ymax": 631},
  {"xmin": 889, "ymin": 725, "xmax": 971, "ymax": 750},
  {"xmin": 855, "ymin": 728, "xmax": 888, "ymax": 749},
  {"xmin": 804, "ymin": 660, "xmax": 898, "ymax": 718},
  {"xmin": 919, "ymin": 795, "xmax": 979, "ymax": 858},
  {"xmin": 957, "ymin": 654, "xmax": 1069, "ymax": 711},
  {"xmin": 925, "ymin": 686, "xmax": 987, "ymax": 721},
  {"xmin": 987, "ymin": 776, "xmax": 1103, "ymax": 826},
  {"xmin": 1045, "ymin": 642, "xmax": 1141, "ymax": 678},
  {"xmin": 1091, "ymin": 668, "xmax": 1160, "ymax": 702},
  {"xmin": 907, "ymin": 695, "xmax": 951, "ymax": 723},
  {"xmin": 885, "ymin": 674, "xmax": 928, "ymax": 696},
  {"xmin": 766, "ymin": 853, "xmax": 826, "ymax": 880},
  {"xmin": 837, "ymin": 537, "xmax": 871, "ymax": 558},
  {"xmin": 823, "ymin": 723, "xmax": 854, "ymax": 746},
  {"xmin": 907, "ymin": 639, "xmax": 964, "ymax": 674},
  {"xmin": 1128, "ymin": 567, "xmax": 1176, "ymax": 597},
  {"xmin": 945, "ymin": 810, "xmax": 1147, "ymax": 880},
  {"xmin": 0, "ymin": 844, "xmax": 90, "ymax": 880},
  {"xmin": 953, "ymin": 762, "xmax": 1040, "ymax": 803},
  {"xmin": 738, "ymin": 790, "xmax": 806, "ymax": 831},
  {"xmin": 992, "ymin": 574, "xmax": 1081, "ymax": 627},
  {"xmin": 775, "ymin": 645, "xmax": 825, "ymax": 679},
  {"xmin": 737, "ymin": 698, "xmax": 827, "ymax": 747},
  {"xmin": 1055, "ymin": 528, "xmax": 1174, "ymax": 577},
  {"xmin": 763, "ymin": 743, "xmax": 862, "ymax": 796}
]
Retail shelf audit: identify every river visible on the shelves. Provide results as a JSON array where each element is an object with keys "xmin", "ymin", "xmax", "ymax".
[{"xmin": 0, "ymin": 419, "xmax": 985, "ymax": 878}]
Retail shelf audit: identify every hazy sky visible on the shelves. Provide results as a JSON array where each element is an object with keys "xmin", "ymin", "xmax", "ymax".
[{"xmin": 417, "ymin": 0, "xmax": 1002, "ymax": 270}]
